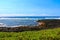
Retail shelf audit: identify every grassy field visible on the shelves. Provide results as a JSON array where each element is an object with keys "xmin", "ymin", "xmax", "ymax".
[{"xmin": 0, "ymin": 28, "xmax": 60, "ymax": 40}]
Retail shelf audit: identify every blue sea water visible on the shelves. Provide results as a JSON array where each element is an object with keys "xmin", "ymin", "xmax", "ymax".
[{"xmin": 0, "ymin": 16, "xmax": 60, "ymax": 27}]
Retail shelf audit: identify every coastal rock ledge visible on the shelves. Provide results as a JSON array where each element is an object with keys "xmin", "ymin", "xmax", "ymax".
[{"xmin": 0, "ymin": 19, "xmax": 60, "ymax": 32}]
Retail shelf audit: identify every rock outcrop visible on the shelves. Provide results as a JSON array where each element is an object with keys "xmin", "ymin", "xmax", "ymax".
[{"xmin": 37, "ymin": 19, "xmax": 60, "ymax": 28}]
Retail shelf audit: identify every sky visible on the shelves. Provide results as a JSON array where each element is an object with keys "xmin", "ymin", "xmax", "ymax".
[{"xmin": 0, "ymin": 0, "xmax": 60, "ymax": 16}]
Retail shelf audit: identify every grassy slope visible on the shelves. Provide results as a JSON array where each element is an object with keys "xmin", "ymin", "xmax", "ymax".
[{"xmin": 0, "ymin": 28, "xmax": 60, "ymax": 40}]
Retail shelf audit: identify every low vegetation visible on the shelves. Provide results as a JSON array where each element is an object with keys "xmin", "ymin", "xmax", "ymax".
[{"xmin": 0, "ymin": 27, "xmax": 60, "ymax": 40}]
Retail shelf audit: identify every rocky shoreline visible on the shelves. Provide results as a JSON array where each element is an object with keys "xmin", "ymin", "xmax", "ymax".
[{"xmin": 0, "ymin": 19, "xmax": 60, "ymax": 32}]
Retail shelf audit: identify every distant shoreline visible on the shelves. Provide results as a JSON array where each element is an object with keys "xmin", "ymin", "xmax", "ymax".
[{"xmin": 0, "ymin": 16, "xmax": 60, "ymax": 18}]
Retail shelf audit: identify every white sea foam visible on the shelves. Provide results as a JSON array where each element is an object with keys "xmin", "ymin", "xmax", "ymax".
[
  {"xmin": 0, "ymin": 18, "xmax": 39, "ymax": 20},
  {"xmin": 45, "ymin": 18, "xmax": 60, "ymax": 19},
  {"xmin": 0, "ymin": 23, "xmax": 7, "ymax": 27},
  {"xmin": 0, "ymin": 18, "xmax": 29, "ymax": 20}
]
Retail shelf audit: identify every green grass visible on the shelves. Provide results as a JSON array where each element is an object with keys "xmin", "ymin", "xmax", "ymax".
[{"xmin": 0, "ymin": 28, "xmax": 60, "ymax": 40}]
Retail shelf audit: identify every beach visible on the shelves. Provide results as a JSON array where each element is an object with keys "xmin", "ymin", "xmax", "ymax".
[{"xmin": 0, "ymin": 19, "xmax": 60, "ymax": 32}]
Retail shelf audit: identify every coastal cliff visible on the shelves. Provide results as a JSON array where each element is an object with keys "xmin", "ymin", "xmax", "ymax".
[{"xmin": 0, "ymin": 19, "xmax": 60, "ymax": 32}]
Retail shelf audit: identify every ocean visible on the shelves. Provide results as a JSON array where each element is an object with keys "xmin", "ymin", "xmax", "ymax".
[{"xmin": 0, "ymin": 16, "xmax": 60, "ymax": 27}]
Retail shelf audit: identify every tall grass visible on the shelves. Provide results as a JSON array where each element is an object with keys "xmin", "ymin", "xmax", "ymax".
[{"xmin": 0, "ymin": 28, "xmax": 60, "ymax": 40}]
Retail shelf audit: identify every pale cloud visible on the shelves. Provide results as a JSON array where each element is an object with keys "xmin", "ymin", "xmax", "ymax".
[
  {"xmin": 0, "ymin": 13, "xmax": 50, "ymax": 17},
  {"xmin": 0, "ymin": 14, "xmax": 36, "ymax": 16}
]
